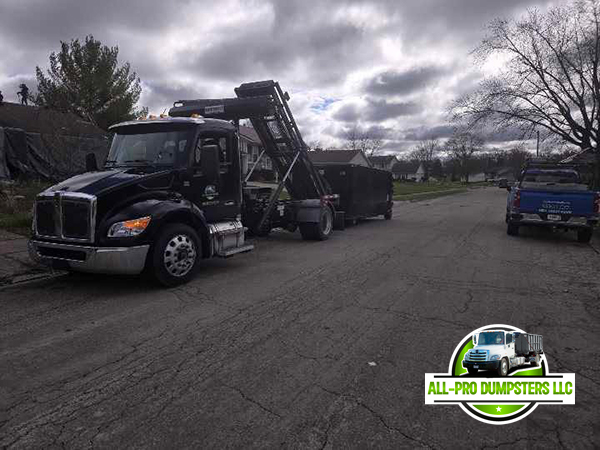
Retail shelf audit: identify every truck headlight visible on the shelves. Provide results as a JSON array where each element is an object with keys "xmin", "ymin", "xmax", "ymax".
[
  {"xmin": 108, "ymin": 216, "xmax": 151, "ymax": 237},
  {"xmin": 489, "ymin": 355, "xmax": 501, "ymax": 360}
]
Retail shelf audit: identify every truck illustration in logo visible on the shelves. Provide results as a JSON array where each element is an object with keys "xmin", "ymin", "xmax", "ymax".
[{"xmin": 462, "ymin": 330, "xmax": 543, "ymax": 376}]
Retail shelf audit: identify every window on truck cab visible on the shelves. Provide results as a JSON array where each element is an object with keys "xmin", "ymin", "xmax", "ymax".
[
  {"xmin": 479, "ymin": 331, "xmax": 504, "ymax": 345},
  {"xmin": 506, "ymin": 334, "xmax": 513, "ymax": 344},
  {"xmin": 520, "ymin": 168, "xmax": 583, "ymax": 187}
]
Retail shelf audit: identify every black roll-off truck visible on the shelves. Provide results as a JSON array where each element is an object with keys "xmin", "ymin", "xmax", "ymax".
[{"xmin": 29, "ymin": 80, "xmax": 393, "ymax": 286}]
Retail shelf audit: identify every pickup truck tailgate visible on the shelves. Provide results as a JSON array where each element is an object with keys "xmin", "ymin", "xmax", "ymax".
[{"xmin": 520, "ymin": 189, "xmax": 595, "ymax": 216}]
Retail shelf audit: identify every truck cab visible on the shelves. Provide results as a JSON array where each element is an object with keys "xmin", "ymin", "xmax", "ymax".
[
  {"xmin": 462, "ymin": 330, "xmax": 542, "ymax": 376},
  {"xmin": 29, "ymin": 116, "xmax": 254, "ymax": 286}
]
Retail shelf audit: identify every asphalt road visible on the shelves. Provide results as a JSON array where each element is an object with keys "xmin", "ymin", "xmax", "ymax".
[{"xmin": 1, "ymin": 188, "xmax": 598, "ymax": 449}]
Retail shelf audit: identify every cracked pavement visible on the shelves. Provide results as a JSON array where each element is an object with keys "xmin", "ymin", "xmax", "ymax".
[{"xmin": 0, "ymin": 188, "xmax": 598, "ymax": 448}]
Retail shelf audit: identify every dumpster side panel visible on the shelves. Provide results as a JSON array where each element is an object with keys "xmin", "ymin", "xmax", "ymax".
[
  {"xmin": 315, "ymin": 164, "xmax": 392, "ymax": 220},
  {"xmin": 515, "ymin": 333, "xmax": 543, "ymax": 356}
]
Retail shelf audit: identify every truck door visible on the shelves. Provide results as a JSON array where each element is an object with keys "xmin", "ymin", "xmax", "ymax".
[
  {"xmin": 184, "ymin": 131, "xmax": 240, "ymax": 222},
  {"xmin": 506, "ymin": 333, "xmax": 516, "ymax": 361}
]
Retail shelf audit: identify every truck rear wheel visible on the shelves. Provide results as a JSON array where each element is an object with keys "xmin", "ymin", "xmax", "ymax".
[
  {"xmin": 497, "ymin": 358, "xmax": 509, "ymax": 377},
  {"xmin": 151, "ymin": 224, "xmax": 200, "ymax": 286},
  {"xmin": 299, "ymin": 207, "xmax": 333, "ymax": 241},
  {"xmin": 577, "ymin": 228, "xmax": 592, "ymax": 243},
  {"xmin": 507, "ymin": 222, "xmax": 519, "ymax": 236}
]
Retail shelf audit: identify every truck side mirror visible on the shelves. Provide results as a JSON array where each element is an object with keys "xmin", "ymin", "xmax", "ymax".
[
  {"xmin": 201, "ymin": 144, "xmax": 220, "ymax": 183},
  {"xmin": 86, "ymin": 153, "xmax": 98, "ymax": 172},
  {"xmin": 472, "ymin": 334, "xmax": 477, "ymax": 345}
]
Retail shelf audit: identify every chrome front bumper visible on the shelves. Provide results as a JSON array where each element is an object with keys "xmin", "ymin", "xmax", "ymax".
[{"xmin": 29, "ymin": 240, "xmax": 150, "ymax": 275}]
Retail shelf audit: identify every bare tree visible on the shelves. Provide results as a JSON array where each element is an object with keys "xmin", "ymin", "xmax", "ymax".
[
  {"xmin": 409, "ymin": 139, "xmax": 439, "ymax": 181},
  {"xmin": 452, "ymin": 1, "xmax": 600, "ymax": 183},
  {"xmin": 344, "ymin": 125, "xmax": 383, "ymax": 157},
  {"xmin": 446, "ymin": 132, "xmax": 484, "ymax": 183}
]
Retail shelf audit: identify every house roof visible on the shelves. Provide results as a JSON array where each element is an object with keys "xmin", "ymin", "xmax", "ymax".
[
  {"xmin": 308, "ymin": 149, "xmax": 365, "ymax": 164},
  {"xmin": 0, "ymin": 102, "xmax": 106, "ymax": 137},
  {"xmin": 392, "ymin": 160, "xmax": 420, "ymax": 173},
  {"xmin": 369, "ymin": 155, "xmax": 398, "ymax": 165},
  {"xmin": 238, "ymin": 125, "xmax": 261, "ymax": 145}
]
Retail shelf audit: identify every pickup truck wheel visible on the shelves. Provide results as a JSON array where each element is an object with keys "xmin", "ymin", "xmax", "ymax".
[
  {"xmin": 151, "ymin": 224, "xmax": 200, "ymax": 286},
  {"xmin": 507, "ymin": 222, "xmax": 519, "ymax": 236},
  {"xmin": 467, "ymin": 368, "xmax": 478, "ymax": 375},
  {"xmin": 577, "ymin": 228, "xmax": 592, "ymax": 243},
  {"xmin": 300, "ymin": 206, "xmax": 333, "ymax": 241},
  {"xmin": 497, "ymin": 358, "xmax": 509, "ymax": 377}
]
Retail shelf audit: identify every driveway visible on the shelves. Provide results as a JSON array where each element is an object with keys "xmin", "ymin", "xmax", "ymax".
[{"xmin": 1, "ymin": 188, "xmax": 598, "ymax": 448}]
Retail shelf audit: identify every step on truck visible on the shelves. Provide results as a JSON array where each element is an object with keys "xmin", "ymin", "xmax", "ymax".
[
  {"xmin": 463, "ymin": 330, "xmax": 544, "ymax": 377},
  {"xmin": 505, "ymin": 161, "xmax": 599, "ymax": 242},
  {"xmin": 28, "ymin": 80, "xmax": 393, "ymax": 286}
]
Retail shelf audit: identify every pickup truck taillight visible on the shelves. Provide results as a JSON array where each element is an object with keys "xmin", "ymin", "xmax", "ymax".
[
  {"xmin": 594, "ymin": 193, "xmax": 600, "ymax": 214},
  {"xmin": 513, "ymin": 188, "xmax": 521, "ymax": 208}
]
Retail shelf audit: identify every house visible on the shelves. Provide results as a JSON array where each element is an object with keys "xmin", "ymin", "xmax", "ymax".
[
  {"xmin": 392, "ymin": 161, "xmax": 425, "ymax": 182},
  {"xmin": 0, "ymin": 102, "xmax": 109, "ymax": 180},
  {"xmin": 369, "ymin": 155, "xmax": 399, "ymax": 172},
  {"xmin": 462, "ymin": 172, "xmax": 486, "ymax": 183},
  {"xmin": 307, "ymin": 149, "xmax": 371, "ymax": 167},
  {"xmin": 238, "ymin": 125, "xmax": 277, "ymax": 181}
]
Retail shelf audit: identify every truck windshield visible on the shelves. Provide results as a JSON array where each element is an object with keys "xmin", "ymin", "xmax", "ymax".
[
  {"xmin": 478, "ymin": 332, "xmax": 504, "ymax": 345},
  {"xmin": 106, "ymin": 124, "xmax": 194, "ymax": 167}
]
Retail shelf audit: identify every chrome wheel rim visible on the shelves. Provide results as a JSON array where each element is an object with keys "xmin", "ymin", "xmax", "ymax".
[
  {"xmin": 321, "ymin": 209, "xmax": 332, "ymax": 235},
  {"xmin": 502, "ymin": 360, "xmax": 507, "ymax": 375},
  {"xmin": 163, "ymin": 234, "xmax": 196, "ymax": 277}
]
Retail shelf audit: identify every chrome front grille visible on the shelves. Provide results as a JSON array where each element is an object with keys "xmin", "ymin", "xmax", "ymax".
[
  {"xmin": 35, "ymin": 192, "xmax": 96, "ymax": 242},
  {"xmin": 468, "ymin": 350, "xmax": 488, "ymax": 362}
]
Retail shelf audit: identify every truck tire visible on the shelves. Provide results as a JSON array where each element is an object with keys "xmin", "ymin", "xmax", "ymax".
[
  {"xmin": 507, "ymin": 222, "xmax": 519, "ymax": 236},
  {"xmin": 577, "ymin": 228, "xmax": 592, "ymax": 243},
  {"xmin": 151, "ymin": 224, "xmax": 200, "ymax": 286},
  {"xmin": 299, "ymin": 206, "xmax": 333, "ymax": 241},
  {"xmin": 467, "ymin": 368, "xmax": 478, "ymax": 375},
  {"xmin": 497, "ymin": 358, "xmax": 509, "ymax": 377}
]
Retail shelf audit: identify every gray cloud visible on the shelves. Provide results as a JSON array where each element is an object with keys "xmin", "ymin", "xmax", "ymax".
[
  {"xmin": 403, "ymin": 124, "xmax": 456, "ymax": 141},
  {"xmin": 0, "ymin": 0, "xmax": 553, "ymax": 149},
  {"xmin": 365, "ymin": 66, "xmax": 449, "ymax": 96}
]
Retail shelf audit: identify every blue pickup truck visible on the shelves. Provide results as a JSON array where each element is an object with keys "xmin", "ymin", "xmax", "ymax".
[{"xmin": 506, "ymin": 164, "xmax": 599, "ymax": 242}]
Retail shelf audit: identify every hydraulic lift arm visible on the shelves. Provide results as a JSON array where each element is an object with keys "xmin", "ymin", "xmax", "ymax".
[
  {"xmin": 169, "ymin": 80, "xmax": 333, "ymax": 232},
  {"xmin": 169, "ymin": 80, "xmax": 330, "ymax": 200}
]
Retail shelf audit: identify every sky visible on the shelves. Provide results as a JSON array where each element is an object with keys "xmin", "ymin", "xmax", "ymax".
[{"xmin": 0, "ymin": 0, "xmax": 562, "ymax": 155}]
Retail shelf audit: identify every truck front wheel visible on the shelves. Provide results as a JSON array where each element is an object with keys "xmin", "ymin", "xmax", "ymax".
[
  {"xmin": 497, "ymin": 358, "xmax": 509, "ymax": 377},
  {"xmin": 300, "ymin": 207, "xmax": 333, "ymax": 241},
  {"xmin": 577, "ymin": 228, "xmax": 592, "ymax": 243},
  {"xmin": 467, "ymin": 368, "xmax": 478, "ymax": 375},
  {"xmin": 151, "ymin": 224, "xmax": 200, "ymax": 286}
]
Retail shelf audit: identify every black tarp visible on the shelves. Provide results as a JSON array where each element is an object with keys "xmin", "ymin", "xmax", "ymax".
[{"xmin": 0, "ymin": 126, "xmax": 109, "ymax": 181}]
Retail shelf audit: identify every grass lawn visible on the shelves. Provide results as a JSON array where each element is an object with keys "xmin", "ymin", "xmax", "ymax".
[
  {"xmin": 393, "ymin": 181, "xmax": 475, "ymax": 201},
  {"xmin": 0, "ymin": 180, "xmax": 52, "ymax": 236}
]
